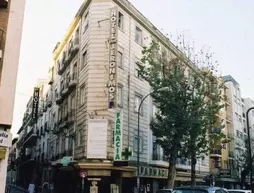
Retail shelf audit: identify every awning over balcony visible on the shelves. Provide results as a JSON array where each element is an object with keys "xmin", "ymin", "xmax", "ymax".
[{"xmin": 0, "ymin": 146, "xmax": 6, "ymax": 159}]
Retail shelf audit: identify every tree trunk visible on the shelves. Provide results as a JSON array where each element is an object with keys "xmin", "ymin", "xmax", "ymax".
[
  {"xmin": 241, "ymin": 168, "xmax": 249, "ymax": 188},
  {"xmin": 191, "ymin": 154, "xmax": 197, "ymax": 186},
  {"xmin": 167, "ymin": 154, "xmax": 177, "ymax": 188}
]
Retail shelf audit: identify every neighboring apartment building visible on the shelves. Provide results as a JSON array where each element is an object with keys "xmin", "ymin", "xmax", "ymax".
[
  {"xmin": 15, "ymin": 79, "xmax": 49, "ymax": 187},
  {"xmin": 14, "ymin": 0, "xmax": 232, "ymax": 192},
  {"xmin": 243, "ymin": 98, "xmax": 254, "ymax": 147},
  {"xmin": 223, "ymin": 75, "xmax": 246, "ymax": 182},
  {"xmin": 208, "ymin": 82, "xmax": 238, "ymax": 188},
  {"xmin": 0, "ymin": 0, "xmax": 26, "ymax": 192},
  {"xmin": 6, "ymin": 137, "xmax": 18, "ymax": 184}
]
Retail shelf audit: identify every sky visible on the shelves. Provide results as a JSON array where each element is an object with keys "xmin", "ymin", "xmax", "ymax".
[{"xmin": 12, "ymin": 0, "xmax": 254, "ymax": 135}]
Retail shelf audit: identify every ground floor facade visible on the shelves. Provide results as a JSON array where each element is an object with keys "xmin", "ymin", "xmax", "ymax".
[{"xmin": 14, "ymin": 159, "xmax": 243, "ymax": 193}]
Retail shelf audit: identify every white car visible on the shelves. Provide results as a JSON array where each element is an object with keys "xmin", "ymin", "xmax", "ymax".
[{"xmin": 227, "ymin": 189, "xmax": 251, "ymax": 193}]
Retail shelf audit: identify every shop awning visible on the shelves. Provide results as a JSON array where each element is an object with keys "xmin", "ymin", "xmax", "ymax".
[{"xmin": 0, "ymin": 146, "xmax": 6, "ymax": 159}]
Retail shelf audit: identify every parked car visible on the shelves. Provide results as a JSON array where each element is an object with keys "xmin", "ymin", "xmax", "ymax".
[
  {"xmin": 156, "ymin": 189, "xmax": 173, "ymax": 193},
  {"xmin": 173, "ymin": 186, "xmax": 228, "ymax": 193},
  {"xmin": 227, "ymin": 190, "xmax": 251, "ymax": 193}
]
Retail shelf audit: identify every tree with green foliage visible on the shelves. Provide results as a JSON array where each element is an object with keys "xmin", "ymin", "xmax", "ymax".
[
  {"xmin": 235, "ymin": 138, "xmax": 254, "ymax": 188},
  {"xmin": 138, "ymin": 40, "xmax": 229, "ymax": 187}
]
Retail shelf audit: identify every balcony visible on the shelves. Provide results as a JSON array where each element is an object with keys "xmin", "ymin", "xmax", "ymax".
[
  {"xmin": 66, "ymin": 109, "xmax": 75, "ymax": 125},
  {"xmin": 58, "ymin": 52, "xmax": 67, "ymax": 75},
  {"xmin": 52, "ymin": 122, "xmax": 60, "ymax": 135},
  {"xmin": 61, "ymin": 81, "xmax": 69, "ymax": 96},
  {"xmin": 226, "ymin": 115, "xmax": 232, "ymax": 123},
  {"xmin": 23, "ymin": 129, "xmax": 37, "ymax": 147},
  {"xmin": 21, "ymin": 153, "xmax": 35, "ymax": 165},
  {"xmin": 68, "ymin": 73, "xmax": 77, "ymax": 90},
  {"xmin": 57, "ymin": 118, "xmax": 66, "ymax": 131},
  {"xmin": 56, "ymin": 92, "xmax": 63, "ymax": 105},
  {"xmin": 65, "ymin": 37, "xmax": 80, "ymax": 65},
  {"xmin": 210, "ymin": 149, "xmax": 222, "ymax": 158},
  {"xmin": 22, "ymin": 112, "xmax": 33, "ymax": 126},
  {"xmin": 223, "ymin": 95, "xmax": 231, "ymax": 106}
]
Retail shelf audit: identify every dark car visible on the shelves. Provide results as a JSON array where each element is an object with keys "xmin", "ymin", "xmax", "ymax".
[
  {"xmin": 156, "ymin": 189, "xmax": 173, "ymax": 193},
  {"xmin": 173, "ymin": 186, "xmax": 228, "ymax": 193}
]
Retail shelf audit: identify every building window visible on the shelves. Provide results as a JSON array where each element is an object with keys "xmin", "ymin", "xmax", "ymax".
[
  {"xmin": 134, "ymin": 136, "xmax": 143, "ymax": 152},
  {"xmin": 118, "ymin": 12, "xmax": 124, "ymax": 30},
  {"xmin": 77, "ymin": 130, "xmax": 82, "ymax": 146},
  {"xmin": 117, "ymin": 51, "xmax": 123, "ymax": 68},
  {"xmin": 83, "ymin": 12, "xmax": 89, "ymax": 33},
  {"xmin": 71, "ymin": 94, "xmax": 76, "ymax": 110},
  {"xmin": 135, "ymin": 26, "xmax": 142, "ymax": 45},
  {"xmin": 235, "ymin": 112, "xmax": 238, "ymax": 120},
  {"xmin": 117, "ymin": 85, "xmax": 123, "ymax": 107},
  {"xmin": 134, "ymin": 95, "xmax": 143, "ymax": 113},
  {"xmin": 82, "ymin": 51, "xmax": 88, "ymax": 68},
  {"xmin": 79, "ymin": 85, "xmax": 85, "ymax": 105},
  {"xmin": 135, "ymin": 64, "xmax": 141, "ymax": 78}
]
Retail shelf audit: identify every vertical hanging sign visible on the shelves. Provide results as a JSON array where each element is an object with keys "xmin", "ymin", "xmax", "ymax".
[
  {"xmin": 108, "ymin": 7, "xmax": 118, "ymax": 109},
  {"xmin": 32, "ymin": 87, "xmax": 40, "ymax": 121},
  {"xmin": 114, "ymin": 111, "xmax": 122, "ymax": 161}
]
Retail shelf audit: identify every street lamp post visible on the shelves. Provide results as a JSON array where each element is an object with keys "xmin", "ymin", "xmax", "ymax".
[
  {"xmin": 137, "ymin": 87, "xmax": 169, "ymax": 193},
  {"xmin": 246, "ymin": 107, "xmax": 254, "ymax": 193}
]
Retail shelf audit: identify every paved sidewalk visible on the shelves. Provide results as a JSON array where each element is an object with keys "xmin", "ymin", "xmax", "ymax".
[{"xmin": 6, "ymin": 184, "xmax": 27, "ymax": 193}]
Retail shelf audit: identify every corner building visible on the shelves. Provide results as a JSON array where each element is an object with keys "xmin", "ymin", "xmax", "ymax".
[{"xmin": 46, "ymin": 0, "xmax": 211, "ymax": 192}]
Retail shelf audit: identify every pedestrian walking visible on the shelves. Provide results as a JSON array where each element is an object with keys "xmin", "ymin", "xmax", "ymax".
[{"xmin": 28, "ymin": 181, "xmax": 35, "ymax": 193}]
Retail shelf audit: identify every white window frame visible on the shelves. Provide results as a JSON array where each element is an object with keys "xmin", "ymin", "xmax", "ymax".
[
  {"xmin": 135, "ymin": 26, "xmax": 142, "ymax": 45},
  {"xmin": 80, "ymin": 85, "xmax": 85, "ymax": 105},
  {"xmin": 82, "ymin": 51, "xmax": 88, "ymax": 68},
  {"xmin": 83, "ymin": 12, "xmax": 89, "ymax": 33},
  {"xmin": 118, "ymin": 12, "xmax": 124, "ymax": 30},
  {"xmin": 117, "ymin": 46, "xmax": 124, "ymax": 68},
  {"xmin": 76, "ymin": 129, "xmax": 82, "ymax": 146}
]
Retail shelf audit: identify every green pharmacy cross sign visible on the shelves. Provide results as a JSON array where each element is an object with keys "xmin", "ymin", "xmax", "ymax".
[
  {"xmin": 61, "ymin": 157, "xmax": 70, "ymax": 167},
  {"xmin": 122, "ymin": 147, "xmax": 133, "ymax": 161}
]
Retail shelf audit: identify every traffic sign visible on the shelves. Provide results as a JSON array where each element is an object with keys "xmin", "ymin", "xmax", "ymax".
[{"xmin": 80, "ymin": 170, "xmax": 88, "ymax": 178}]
